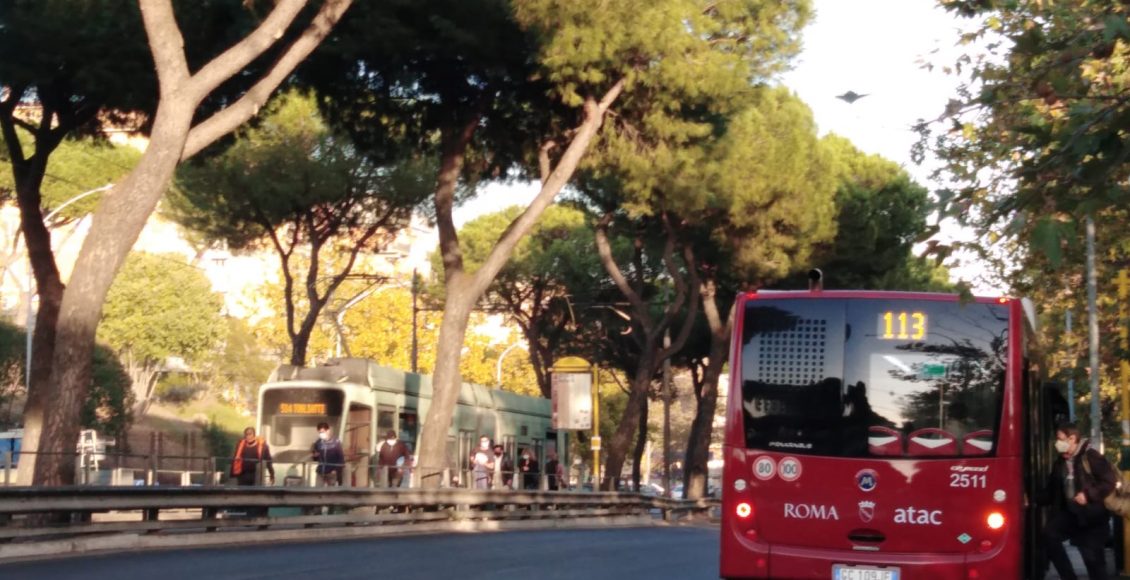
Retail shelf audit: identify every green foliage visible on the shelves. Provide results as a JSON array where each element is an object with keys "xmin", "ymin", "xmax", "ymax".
[
  {"xmin": 0, "ymin": 132, "xmax": 140, "ymax": 218},
  {"xmin": 204, "ymin": 317, "xmax": 274, "ymax": 408},
  {"xmin": 927, "ymin": 1, "xmax": 1130, "ymax": 264},
  {"xmin": 100, "ymin": 252, "xmax": 224, "ymax": 367},
  {"xmin": 782, "ymin": 135, "xmax": 951, "ymax": 291},
  {"xmin": 515, "ymin": 0, "xmax": 810, "ymax": 107},
  {"xmin": 201, "ymin": 417, "xmax": 235, "ymax": 461},
  {"xmin": 153, "ymin": 374, "xmax": 205, "ymax": 406},
  {"xmin": 170, "ymin": 91, "xmax": 432, "ymax": 252},
  {"xmin": 448, "ymin": 204, "xmax": 605, "ymax": 395},
  {"xmin": 169, "ymin": 90, "xmax": 432, "ymax": 365},
  {"xmin": 87, "ymin": 344, "xmax": 134, "ymax": 439},
  {"xmin": 0, "ymin": 319, "xmax": 132, "ymax": 434},
  {"xmin": 699, "ymin": 87, "xmax": 838, "ymax": 282}
]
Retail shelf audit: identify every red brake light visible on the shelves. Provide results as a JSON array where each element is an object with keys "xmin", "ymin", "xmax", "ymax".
[
  {"xmin": 736, "ymin": 502, "xmax": 753, "ymax": 518},
  {"xmin": 986, "ymin": 512, "xmax": 1005, "ymax": 530}
]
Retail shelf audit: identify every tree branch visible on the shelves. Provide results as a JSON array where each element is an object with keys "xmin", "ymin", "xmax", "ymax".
[
  {"xmin": 594, "ymin": 211, "xmax": 647, "ymax": 317},
  {"xmin": 138, "ymin": 0, "xmax": 192, "ymax": 95},
  {"xmin": 186, "ymin": 0, "xmax": 307, "ymax": 102},
  {"xmin": 182, "ymin": 0, "xmax": 354, "ymax": 159}
]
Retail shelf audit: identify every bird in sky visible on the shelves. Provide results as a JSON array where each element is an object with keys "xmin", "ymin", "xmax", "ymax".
[{"xmin": 836, "ymin": 91, "xmax": 869, "ymax": 104}]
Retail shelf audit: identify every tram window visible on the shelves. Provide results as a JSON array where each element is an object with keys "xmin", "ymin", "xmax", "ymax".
[
  {"xmin": 399, "ymin": 412, "xmax": 418, "ymax": 452},
  {"xmin": 520, "ymin": 425, "xmax": 528, "ymax": 436},
  {"xmin": 377, "ymin": 407, "xmax": 396, "ymax": 437}
]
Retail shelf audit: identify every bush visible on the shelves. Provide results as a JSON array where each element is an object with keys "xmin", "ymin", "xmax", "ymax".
[
  {"xmin": 201, "ymin": 417, "xmax": 235, "ymax": 460},
  {"xmin": 154, "ymin": 374, "xmax": 205, "ymax": 406}
]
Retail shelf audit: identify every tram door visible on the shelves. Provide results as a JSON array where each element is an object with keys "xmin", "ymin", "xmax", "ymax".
[{"xmin": 346, "ymin": 404, "xmax": 372, "ymax": 487}]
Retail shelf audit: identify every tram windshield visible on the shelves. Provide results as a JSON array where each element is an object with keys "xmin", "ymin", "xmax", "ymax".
[
  {"xmin": 261, "ymin": 387, "xmax": 345, "ymax": 461},
  {"xmin": 739, "ymin": 298, "xmax": 1008, "ymax": 458}
]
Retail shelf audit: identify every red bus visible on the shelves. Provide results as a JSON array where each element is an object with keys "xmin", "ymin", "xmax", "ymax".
[{"xmin": 720, "ymin": 288, "xmax": 1065, "ymax": 579}]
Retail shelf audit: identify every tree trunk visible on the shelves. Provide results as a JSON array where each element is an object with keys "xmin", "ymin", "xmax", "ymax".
[
  {"xmin": 35, "ymin": 101, "xmax": 195, "ymax": 485},
  {"xmin": 631, "ymin": 391, "xmax": 649, "ymax": 491},
  {"xmin": 683, "ymin": 285, "xmax": 734, "ymax": 500},
  {"xmin": 601, "ymin": 357, "xmax": 655, "ymax": 490},
  {"xmin": 414, "ymin": 85, "xmax": 624, "ymax": 487},
  {"xmin": 20, "ymin": 0, "xmax": 354, "ymax": 485},
  {"xmin": 14, "ymin": 166, "xmax": 66, "ymax": 485}
]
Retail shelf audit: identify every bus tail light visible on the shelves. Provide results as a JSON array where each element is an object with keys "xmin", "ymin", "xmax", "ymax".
[
  {"xmin": 986, "ymin": 511, "xmax": 1005, "ymax": 530},
  {"xmin": 736, "ymin": 502, "xmax": 753, "ymax": 518}
]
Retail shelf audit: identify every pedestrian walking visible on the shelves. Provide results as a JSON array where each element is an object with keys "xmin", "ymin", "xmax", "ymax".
[{"xmin": 1042, "ymin": 423, "xmax": 1117, "ymax": 580}]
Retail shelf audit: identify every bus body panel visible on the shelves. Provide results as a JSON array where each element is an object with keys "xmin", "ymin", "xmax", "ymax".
[{"xmin": 721, "ymin": 291, "xmax": 1033, "ymax": 579}]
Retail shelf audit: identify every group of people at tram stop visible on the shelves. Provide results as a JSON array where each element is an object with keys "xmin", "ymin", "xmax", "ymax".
[
  {"xmin": 228, "ymin": 423, "xmax": 414, "ymax": 488},
  {"xmin": 468, "ymin": 434, "xmax": 565, "ymax": 491}
]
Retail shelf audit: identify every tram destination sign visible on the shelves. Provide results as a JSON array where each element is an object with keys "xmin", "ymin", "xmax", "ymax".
[{"xmin": 552, "ymin": 371, "xmax": 592, "ymax": 430}]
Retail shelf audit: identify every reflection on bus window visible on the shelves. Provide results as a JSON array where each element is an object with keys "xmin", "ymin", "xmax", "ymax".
[{"xmin": 740, "ymin": 299, "xmax": 1007, "ymax": 458}]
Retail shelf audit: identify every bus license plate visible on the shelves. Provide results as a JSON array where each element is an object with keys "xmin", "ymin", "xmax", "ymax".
[{"xmin": 832, "ymin": 565, "xmax": 899, "ymax": 580}]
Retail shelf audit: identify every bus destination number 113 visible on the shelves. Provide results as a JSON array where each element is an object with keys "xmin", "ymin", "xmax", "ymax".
[{"xmin": 879, "ymin": 311, "xmax": 927, "ymax": 341}]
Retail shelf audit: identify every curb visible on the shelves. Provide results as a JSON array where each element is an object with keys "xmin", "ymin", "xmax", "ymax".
[{"xmin": 0, "ymin": 514, "xmax": 656, "ymax": 563}]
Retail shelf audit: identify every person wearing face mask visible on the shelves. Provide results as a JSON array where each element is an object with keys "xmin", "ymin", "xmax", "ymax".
[
  {"xmin": 311, "ymin": 422, "xmax": 345, "ymax": 486},
  {"xmin": 471, "ymin": 436, "xmax": 494, "ymax": 490},
  {"xmin": 376, "ymin": 429, "xmax": 410, "ymax": 488},
  {"xmin": 493, "ymin": 444, "xmax": 515, "ymax": 489},
  {"xmin": 1042, "ymin": 422, "xmax": 1117, "ymax": 580},
  {"xmin": 518, "ymin": 448, "xmax": 540, "ymax": 490}
]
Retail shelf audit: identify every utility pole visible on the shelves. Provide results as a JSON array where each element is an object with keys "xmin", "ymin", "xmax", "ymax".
[
  {"xmin": 1117, "ymin": 268, "xmax": 1130, "ymax": 575},
  {"xmin": 1066, "ymin": 310, "xmax": 1075, "ymax": 422},
  {"xmin": 411, "ymin": 268, "xmax": 419, "ymax": 374},
  {"xmin": 1086, "ymin": 215, "xmax": 1102, "ymax": 447},
  {"xmin": 662, "ymin": 328, "xmax": 672, "ymax": 498}
]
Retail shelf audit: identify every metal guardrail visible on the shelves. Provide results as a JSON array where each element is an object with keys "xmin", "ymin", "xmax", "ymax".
[{"xmin": 0, "ymin": 487, "xmax": 717, "ymax": 545}]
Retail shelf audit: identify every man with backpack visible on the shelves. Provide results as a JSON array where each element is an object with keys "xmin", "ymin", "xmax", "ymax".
[{"xmin": 1043, "ymin": 423, "xmax": 1118, "ymax": 580}]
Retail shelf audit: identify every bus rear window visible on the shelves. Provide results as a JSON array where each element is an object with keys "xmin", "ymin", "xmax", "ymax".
[{"xmin": 740, "ymin": 298, "xmax": 1007, "ymax": 458}]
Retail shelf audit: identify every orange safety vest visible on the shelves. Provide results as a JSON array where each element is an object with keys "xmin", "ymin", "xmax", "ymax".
[{"xmin": 232, "ymin": 437, "xmax": 265, "ymax": 476}]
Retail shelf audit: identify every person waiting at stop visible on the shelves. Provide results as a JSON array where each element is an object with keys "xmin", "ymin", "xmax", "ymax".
[
  {"xmin": 231, "ymin": 427, "xmax": 273, "ymax": 486},
  {"xmin": 312, "ymin": 422, "xmax": 345, "ymax": 486}
]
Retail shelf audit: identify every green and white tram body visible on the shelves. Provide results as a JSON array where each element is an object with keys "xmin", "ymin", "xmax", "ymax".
[{"xmin": 256, "ymin": 358, "xmax": 564, "ymax": 487}]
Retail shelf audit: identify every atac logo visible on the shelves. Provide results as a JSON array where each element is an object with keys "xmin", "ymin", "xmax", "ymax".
[
  {"xmin": 856, "ymin": 468, "xmax": 878, "ymax": 492},
  {"xmin": 858, "ymin": 500, "xmax": 875, "ymax": 523}
]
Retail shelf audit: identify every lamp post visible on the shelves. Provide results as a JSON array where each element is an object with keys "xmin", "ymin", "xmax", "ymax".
[
  {"xmin": 496, "ymin": 342, "xmax": 525, "ymax": 387},
  {"xmin": 411, "ymin": 268, "xmax": 419, "ymax": 373},
  {"xmin": 25, "ymin": 184, "xmax": 114, "ymax": 385}
]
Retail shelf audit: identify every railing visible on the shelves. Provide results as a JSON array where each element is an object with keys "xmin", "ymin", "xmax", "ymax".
[
  {"xmin": 0, "ymin": 486, "xmax": 717, "ymax": 560},
  {"xmin": 2, "ymin": 450, "xmax": 596, "ymax": 494}
]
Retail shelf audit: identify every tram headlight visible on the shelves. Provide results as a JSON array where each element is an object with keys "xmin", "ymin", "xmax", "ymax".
[
  {"xmin": 736, "ymin": 502, "xmax": 753, "ymax": 518},
  {"xmin": 986, "ymin": 511, "xmax": 1005, "ymax": 530}
]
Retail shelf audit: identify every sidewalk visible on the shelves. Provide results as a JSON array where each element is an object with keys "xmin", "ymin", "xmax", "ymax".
[{"xmin": 1044, "ymin": 546, "xmax": 1123, "ymax": 579}]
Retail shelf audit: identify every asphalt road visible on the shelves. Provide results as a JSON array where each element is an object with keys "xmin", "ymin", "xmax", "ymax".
[{"xmin": 0, "ymin": 525, "xmax": 720, "ymax": 580}]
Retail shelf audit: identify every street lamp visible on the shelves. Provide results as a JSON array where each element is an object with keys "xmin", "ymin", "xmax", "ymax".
[
  {"xmin": 495, "ymin": 342, "xmax": 526, "ymax": 387},
  {"xmin": 25, "ymin": 183, "xmax": 114, "ymax": 385}
]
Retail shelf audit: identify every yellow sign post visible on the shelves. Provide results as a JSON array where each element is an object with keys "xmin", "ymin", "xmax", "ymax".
[
  {"xmin": 1118, "ymin": 268, "xmax": 1130, "ymax": 575},
  {"xmin": 551, "ymin": 357, "xmax": 600, "ymax": 488}
]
